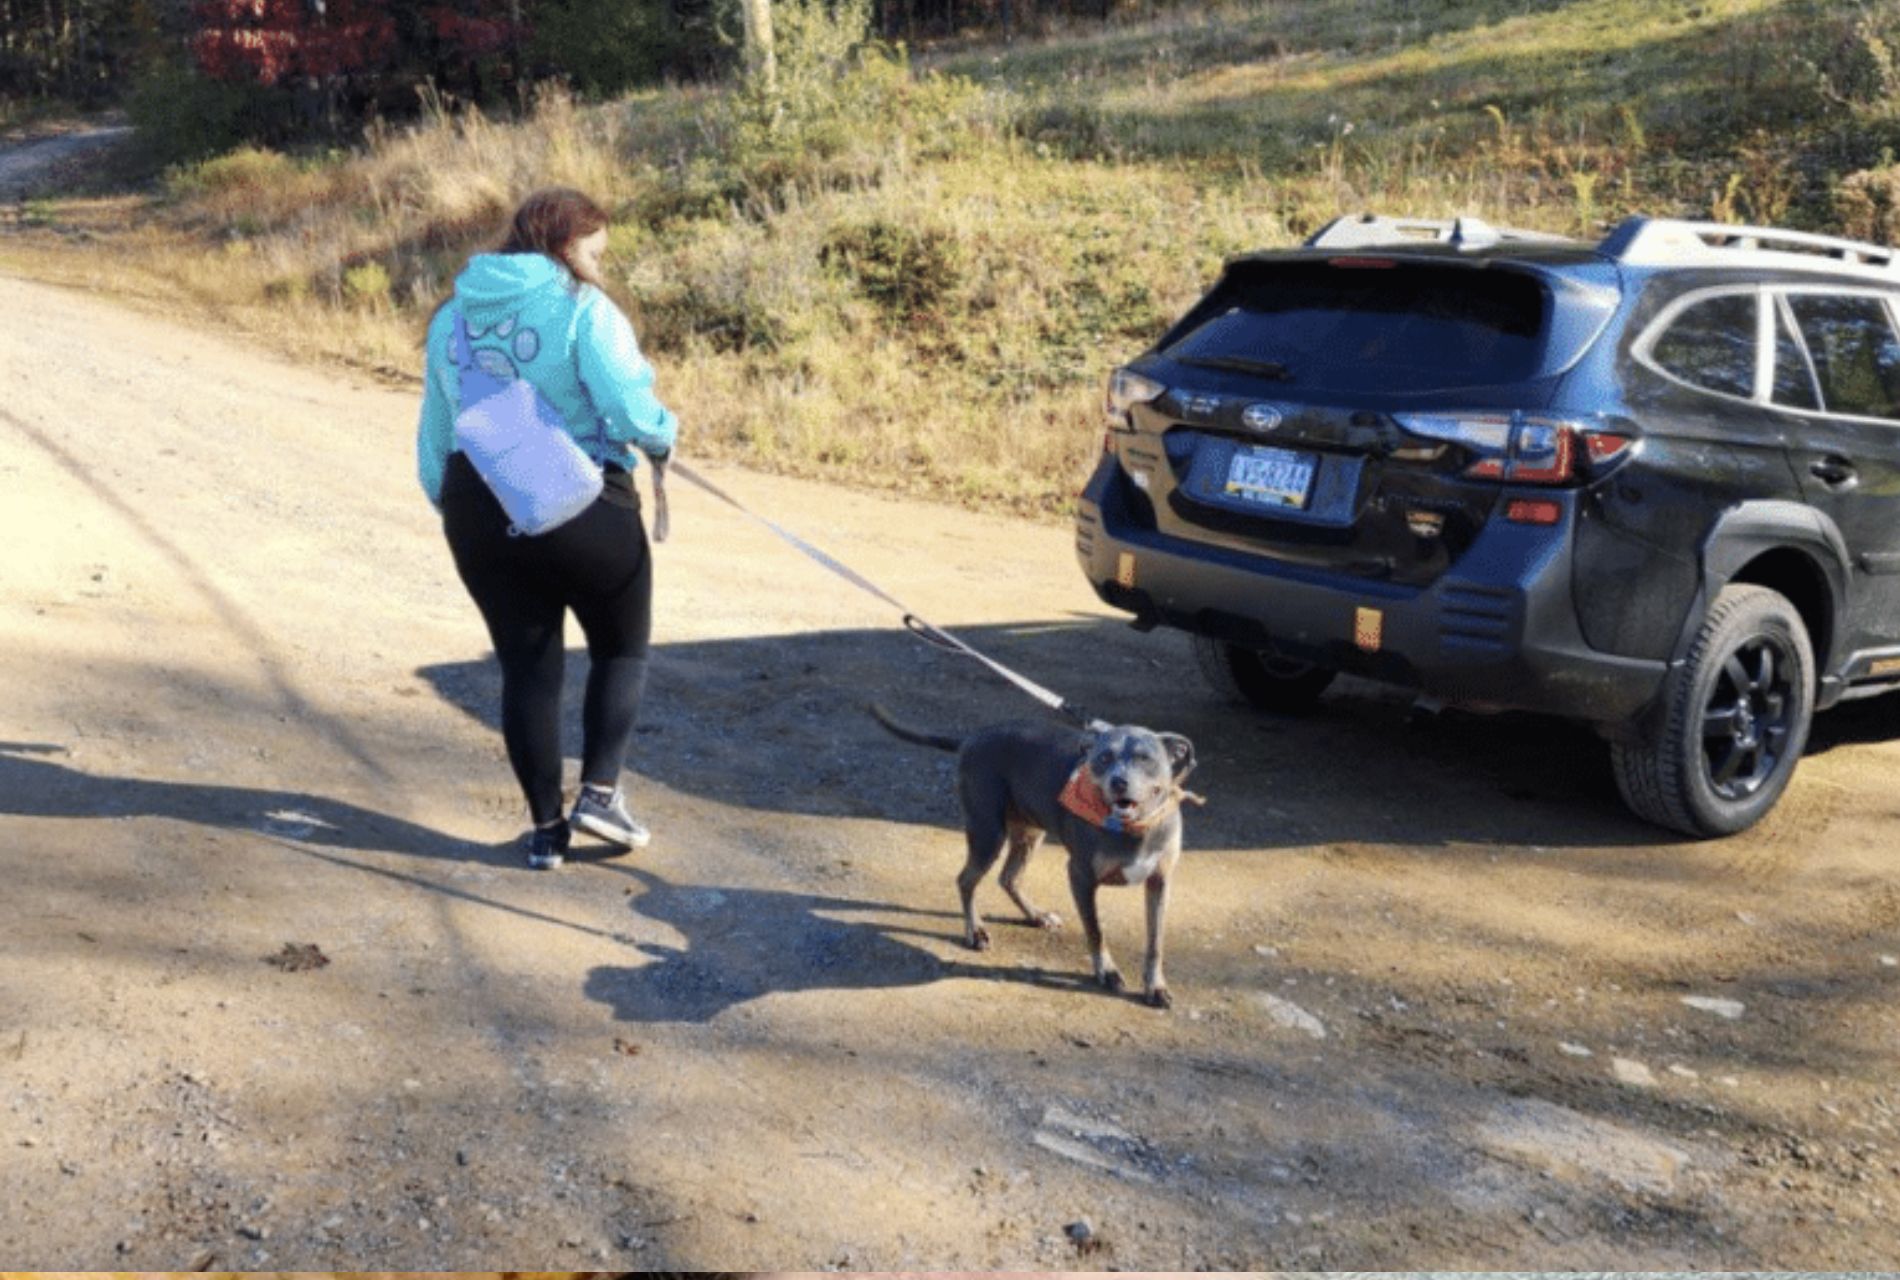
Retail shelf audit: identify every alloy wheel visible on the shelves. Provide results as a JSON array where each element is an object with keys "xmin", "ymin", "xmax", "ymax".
[{"xmin": 1700, "ymin": 635, "xmax": 1797, "ymax": 802}]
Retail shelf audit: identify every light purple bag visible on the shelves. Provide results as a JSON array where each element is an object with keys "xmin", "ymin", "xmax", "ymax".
[{"xmin": 451, "ymin": 313, "xmax": 602, "ymax": 536}]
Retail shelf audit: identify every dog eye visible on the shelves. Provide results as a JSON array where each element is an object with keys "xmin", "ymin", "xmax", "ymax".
[{"xmin": 1094, "ymin": 751, "xmax": 1114, "ymax": 770}]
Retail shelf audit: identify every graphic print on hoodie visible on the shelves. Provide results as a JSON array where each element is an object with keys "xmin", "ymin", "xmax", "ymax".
[{"xmin": 467, "ymin": 312, "xmax": 541, "ymax": 380}]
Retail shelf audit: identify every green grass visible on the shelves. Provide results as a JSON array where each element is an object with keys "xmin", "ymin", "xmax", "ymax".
[{"xmin": 13, "ymin": 0, "xmax": 1900, "ymax": 517}]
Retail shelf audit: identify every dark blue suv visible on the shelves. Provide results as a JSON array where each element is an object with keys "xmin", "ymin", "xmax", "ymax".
[{"xmin": 1076, "ymin": 214, "xmax": 1900, "ymax": 836}]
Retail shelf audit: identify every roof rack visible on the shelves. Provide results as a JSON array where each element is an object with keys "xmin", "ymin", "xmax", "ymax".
[
  {"xmin": 1304, "ymin": 213, "xmax": 1573, "ymax": 253},
  {"xmin": 1601, "ymin": 217, "xmax": 1899, "ymax": 275}
]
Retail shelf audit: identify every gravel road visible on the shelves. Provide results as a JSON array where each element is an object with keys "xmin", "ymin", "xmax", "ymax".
[
  {"xmin": 3, "ymin": 268, "xmax": 1900, "ymax": 1269},
  {"xmin": 0, "ymin": 124, "xmax": 131, "ymax": 201}
]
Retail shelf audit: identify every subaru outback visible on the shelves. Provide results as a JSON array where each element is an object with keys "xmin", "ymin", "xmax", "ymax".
[{"xmin": 1075, "ymin": 213, "xmax": 1900, "ymax": 837}]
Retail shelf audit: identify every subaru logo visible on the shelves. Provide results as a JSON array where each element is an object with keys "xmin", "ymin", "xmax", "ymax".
[{"xmin": 1242, "ymin": 403, "xmax": 1284, "ymax": 432}]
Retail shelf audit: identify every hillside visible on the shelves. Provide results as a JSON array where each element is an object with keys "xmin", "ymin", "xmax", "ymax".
[{"xmin": 4, "ymin": 0, "xmax": 1898, "ymax": 514}]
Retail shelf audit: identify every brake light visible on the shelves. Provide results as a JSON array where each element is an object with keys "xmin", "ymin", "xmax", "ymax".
[{"xmin": 1393, "ymin": 411, "xmax": 1636, "ymax": 486}]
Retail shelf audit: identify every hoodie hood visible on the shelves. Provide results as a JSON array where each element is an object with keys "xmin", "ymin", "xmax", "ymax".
[{"xmin": 454, "ymin": 252, "xmax": 573, "ymax": 324}]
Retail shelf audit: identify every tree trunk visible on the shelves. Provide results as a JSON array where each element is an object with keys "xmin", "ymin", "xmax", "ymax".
[
  {"xmin": 40, "ymin": 0, "xmax": 58, "ymax": 94},
  {"xmin": 56, "ymin": 0, "xmax": 73, "ymax": 96},
  {"xmin": 507, "ymin": 0, "xmax": 524, "ymax": 106},
  {"xmin": 740, "ymin": 0, "xmax": 774, "ymax": 95}
]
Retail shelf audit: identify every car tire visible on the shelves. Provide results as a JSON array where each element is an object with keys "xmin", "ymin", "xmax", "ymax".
[
  {"xmin": 1611, "ymin": 584, "xmax": 1814, "ymax": 838},
  {"xmin": 1193, "ymin": 635, "xmax": 1336, "ymax": 713}
]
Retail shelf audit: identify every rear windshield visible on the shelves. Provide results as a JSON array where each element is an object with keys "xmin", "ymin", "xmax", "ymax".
[{"xmin": 1162, "ymin": 260, "xmax": 1549, "ymax": 392}]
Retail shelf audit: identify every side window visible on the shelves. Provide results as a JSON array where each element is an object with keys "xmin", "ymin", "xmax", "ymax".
[
  {"xmin": 1648, "ymin": 292, "xmax": 1758, "ymax": 399},
  {"xmin": 1772, "ymin": 302, "xmax": 1822, "ymax": 411},
  {"xmin": 1786, "ymin": 294, "xmax": 1900, "ymax": 421}
]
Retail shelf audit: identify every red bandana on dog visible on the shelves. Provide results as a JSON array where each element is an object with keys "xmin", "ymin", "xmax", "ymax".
[
  {"xmin": 1059, "ymin": 764, "xmax": 1116, "ymax": 829},
  {"xmin": 1059, "ymin": 765, "xmax": 1155, "ymax": 835},
  {"xmin": 1059, "ymin": 763, "xmax": 1207, "ymax": 836}
]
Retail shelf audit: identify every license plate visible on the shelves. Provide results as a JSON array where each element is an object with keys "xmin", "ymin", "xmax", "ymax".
[{"xmin": 1223, "ymin": 445, "xmax": 1317, "ymax": 510}]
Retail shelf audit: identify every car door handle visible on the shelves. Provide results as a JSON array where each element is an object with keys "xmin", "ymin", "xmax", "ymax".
[{"xmin": 1811, "ymin": 456, "xmax": 1859, "ymax": 487}]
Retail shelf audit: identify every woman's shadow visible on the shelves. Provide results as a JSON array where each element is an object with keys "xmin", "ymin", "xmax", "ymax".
[
  {"xmin": 587, "ymin": 863, "xmax": 1094, "ymax": 1024},
  {"xmin": 0, "ymin": 741, "xmax": 1088, "ymax": 1018},
  {"xmin": 0, "ymin": 740, "xmax": 513, "ymax": 864}
]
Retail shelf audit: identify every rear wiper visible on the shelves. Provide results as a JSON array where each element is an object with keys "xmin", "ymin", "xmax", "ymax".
[{"xmin": 1175, "ymin": 355, "xmax": 1294, "ymax": 381}]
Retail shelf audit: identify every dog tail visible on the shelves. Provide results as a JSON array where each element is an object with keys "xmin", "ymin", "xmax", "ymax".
[{"xmin": 868, "ymin": 702, "xmax": 962, "ymax": 753}]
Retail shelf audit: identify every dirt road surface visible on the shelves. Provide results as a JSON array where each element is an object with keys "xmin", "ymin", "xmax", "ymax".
[
  {"xmin": 0, "ymin": 124, "xmax": 132, "ymax": 201},
  {"xmin": 4, "ymin": 270, "xmax": 1900, "ymax": 1270}
]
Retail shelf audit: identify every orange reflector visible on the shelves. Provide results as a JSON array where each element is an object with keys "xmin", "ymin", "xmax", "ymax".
[
  {"xmin": 1116, "ymin": 552, "xmax": 1137, "ymax": 588},
  {"xmin": 1506, "ymin": 498, "xmax": 1563, "ymax": 525},
  {"xmin": 1354, "ymin": 607, "xmax": 1384, "ymax": 652}
]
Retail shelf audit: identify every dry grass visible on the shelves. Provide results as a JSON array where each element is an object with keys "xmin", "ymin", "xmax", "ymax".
[{"xmin": 5, "ymin": 0, "xmax": 1898, "ymax": 518}]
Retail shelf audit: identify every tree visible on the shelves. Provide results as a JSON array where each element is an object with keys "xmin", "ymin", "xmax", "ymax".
[
  {"xmin": 188, "ymin": 0, "xmax": 395, "ymax": 88},
  {"xmin": 739, "ymin": 0, "xmax": 772, "ymax": 93}
]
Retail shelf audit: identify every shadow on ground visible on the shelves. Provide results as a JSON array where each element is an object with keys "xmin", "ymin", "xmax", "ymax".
[
  {"xmin": 0, "ymin": 739, "xmax": 501, "ymax": 863},
  {"xmin": 586, "ymin": 864, "xmax": 1099, "ymax": 1025},
  {"xmin": 419, "ymin": 618, "xmax": 1679, "ymax": 852}
]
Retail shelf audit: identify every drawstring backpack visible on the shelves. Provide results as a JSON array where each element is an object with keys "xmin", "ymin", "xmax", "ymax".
[{"xmin": 451, "ymin": 312, "xmax": 603, "ymax": 537}]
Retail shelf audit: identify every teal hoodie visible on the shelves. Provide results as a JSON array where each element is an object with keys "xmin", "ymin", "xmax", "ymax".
[{"xmin": 416, "ymin": 252, "xmax": 678, "ymax": 509}]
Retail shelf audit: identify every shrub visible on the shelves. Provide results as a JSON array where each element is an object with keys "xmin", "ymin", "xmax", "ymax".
[
  {"xmin": 820, "ymin": 218, "xmax": 964, "ymax": 319},
  {"xmin": 627, "ymin": 218, "xmax": 841, "ymax": 354},
  {"xmin": 720, "ymin": 0, "xmax": 994, "ymax": 200},
  {"xmin": 127, "ymin": 62, "xmax": 273, "ymax": 167},
  {"xmin": 529, "ymin": 0, "xmax": 722, "ymax": 96},
  {"xmin": 165, "ymin": 146, "xmax": 299, "ymax": 201},
  {"xmin": 1809, "ymin": 3, "xmax": 1900, "ymax": 110},
  {"xmin": 1837, "ymin": 164, "xmax": 1900, "ymax": 245},
  {"xmin": 343, "ymin": 261, "xmax": 393, "ymax": 307}
]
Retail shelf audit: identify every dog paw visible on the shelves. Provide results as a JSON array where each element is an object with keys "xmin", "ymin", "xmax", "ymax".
[
  {"xmin": 1034, "ymin": 911, "xmax": 1063, "ymax": 931},
  {"xmin": 1145, "ymin": 986, "xmax": 1173, "ymax": 1010},
  {"xmin": 1099, "ymin": 969, "xmax": 1125, "ymax": 993},
  {"xmin": 966, "ymin": 926, "xmax": 992, "ymax": 951}
]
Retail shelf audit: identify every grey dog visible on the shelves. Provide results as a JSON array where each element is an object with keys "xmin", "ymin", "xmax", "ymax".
[{"xmin": 872, "ymin": 705, "xmax": 1200, "ymax": 1008}]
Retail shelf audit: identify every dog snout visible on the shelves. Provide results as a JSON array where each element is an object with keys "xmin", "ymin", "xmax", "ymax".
[{"xmin": 1106, "ymin": 772, "xmax": 1130, "ymax": 798}]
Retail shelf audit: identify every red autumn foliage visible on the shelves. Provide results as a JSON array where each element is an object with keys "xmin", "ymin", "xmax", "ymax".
[
  {"xmin": 190, "ymin": 0, "xmax": 522, "ymax": 87},
  {"xmin": 424, "ymin": 6, "xmax": 519, "ymax": 58}
]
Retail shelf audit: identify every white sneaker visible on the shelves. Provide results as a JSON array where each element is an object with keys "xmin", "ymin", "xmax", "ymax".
[{"xmin": 570, "ymin": 785, "xmax": 651, "ymax": 849}]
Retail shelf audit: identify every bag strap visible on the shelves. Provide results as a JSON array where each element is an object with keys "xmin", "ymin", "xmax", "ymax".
[
  {"xmin": 452, "ymin": 311, "xmax": 474, "ymax": 371},
  {"xmin": 451, "ymin": 311, "xmax": 479, "ymax": 406}
]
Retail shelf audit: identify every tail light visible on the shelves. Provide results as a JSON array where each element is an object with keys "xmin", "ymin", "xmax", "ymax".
[
  {"xmin": 1393, "ymin": 411, "xmax": 1635, "ymax": 485},
  {"xmin": 1106, "ymin": 367, "xmax": 1166, "ymax": 430}
]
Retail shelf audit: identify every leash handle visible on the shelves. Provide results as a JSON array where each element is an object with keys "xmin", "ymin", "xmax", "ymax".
[{"xmin": 649, "ymin": 456, "xmax": 670, "ymax": 543}]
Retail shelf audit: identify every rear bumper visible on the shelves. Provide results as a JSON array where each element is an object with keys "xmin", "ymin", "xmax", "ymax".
[{"xmin": 1076, "ymin": 459, "xmax": 1667, "ymax": 725}]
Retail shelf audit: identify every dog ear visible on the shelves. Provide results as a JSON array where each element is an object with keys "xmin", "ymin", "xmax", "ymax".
[
  {"xmin": 1159, "ymin": 732, "xmax": 1197, "ymax": 781},
  {"xmin": 1078, "ymin": 724, "xmax": 1104, "ymax": 757}
]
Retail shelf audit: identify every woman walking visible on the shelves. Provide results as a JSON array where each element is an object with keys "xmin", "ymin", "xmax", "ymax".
[{"xmin": 417, "ymin": 188, "xmax": 677, "ymax": 869}]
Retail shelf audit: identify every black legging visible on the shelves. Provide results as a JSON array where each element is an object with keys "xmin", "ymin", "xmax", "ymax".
[{"xmin": 441, "ymin": 450, "xmax": 652, "ymax": 826}]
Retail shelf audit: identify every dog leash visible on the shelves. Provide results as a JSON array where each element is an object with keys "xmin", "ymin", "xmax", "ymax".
[{"xmin": 662, "ymin": 458, "xmax": 1095, "ymax": 728}]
